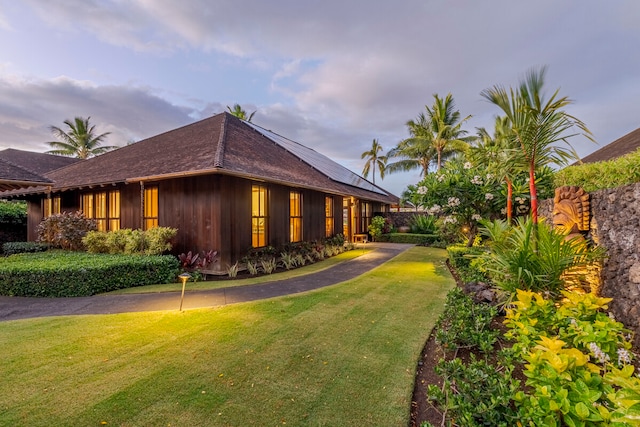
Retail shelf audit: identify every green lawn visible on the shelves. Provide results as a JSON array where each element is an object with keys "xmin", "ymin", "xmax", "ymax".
[{"xmin": 0, "ymin": 247, "xmax": 454, "ymax": 426}]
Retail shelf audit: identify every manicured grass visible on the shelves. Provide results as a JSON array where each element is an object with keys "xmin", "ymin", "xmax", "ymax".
[
  {"xmin": 0, "ymin": 247, "xmax": 454, "ymax": 426},
  {"xmin": 110, "ymin": 247, "xmax": 372, "ymax": 294}
]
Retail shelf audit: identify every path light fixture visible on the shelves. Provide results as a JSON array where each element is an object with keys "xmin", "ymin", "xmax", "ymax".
[{"xmin": 178, "ymin": 272, "xmax": 192, "ymax": 311}]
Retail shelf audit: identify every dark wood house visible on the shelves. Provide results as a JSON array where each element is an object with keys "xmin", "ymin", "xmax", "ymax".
[{"xmin": 3, "ymin": 113, "xmax": 398, "ymax": 270}]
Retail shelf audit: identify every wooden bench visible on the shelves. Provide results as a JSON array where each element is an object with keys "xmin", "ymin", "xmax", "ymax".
[{"xmin": 353, "ymin": 233, "xmax": 369, "ymax": 243}]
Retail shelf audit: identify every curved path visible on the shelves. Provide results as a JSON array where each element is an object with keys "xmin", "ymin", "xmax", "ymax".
[{"xmin": 0, "ymin": 243, "xmax": 412, "ymax": 322}]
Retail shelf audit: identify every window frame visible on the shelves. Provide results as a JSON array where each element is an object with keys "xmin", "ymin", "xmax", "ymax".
[
  {"xmin": 289, "ymin": 190, "xmax": 303, "ymax": 243},
  {"xmin": 251, "ymin": 184, "xmax": 268, "ymax": 248}
]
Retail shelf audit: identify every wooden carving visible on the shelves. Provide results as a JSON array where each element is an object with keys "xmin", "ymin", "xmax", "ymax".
[{"xmin": 552, "ymin": 186, "xmax": 590, "ymax": 236}]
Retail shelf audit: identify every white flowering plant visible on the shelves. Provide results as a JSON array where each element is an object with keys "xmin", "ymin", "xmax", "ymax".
[{"xmin": 403, "ymin": 160, "xmax": 504, "ymax": 245}]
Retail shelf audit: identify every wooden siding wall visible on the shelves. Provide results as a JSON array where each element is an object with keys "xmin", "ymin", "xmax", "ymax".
[
  {"xmin": 22, "ymin": 174, "xmax": 383, "ymax": 270},
  {"xmin": 267, "ymin": 184, "xmax": 290, "ymax": 249},
  {"xmin": 26, "ymin": 198, "xmax": 41, "ymax": 241}
]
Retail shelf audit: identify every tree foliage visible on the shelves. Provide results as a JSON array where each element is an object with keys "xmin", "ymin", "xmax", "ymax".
[{"xmin": 47, "ymin": 116, "xmax": 116, "ymax": 159}]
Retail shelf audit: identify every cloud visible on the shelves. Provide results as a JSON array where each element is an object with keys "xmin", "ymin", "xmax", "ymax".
[{"xmin": 0, "ymin": 74, "xmax": 194, "ymax": 151}]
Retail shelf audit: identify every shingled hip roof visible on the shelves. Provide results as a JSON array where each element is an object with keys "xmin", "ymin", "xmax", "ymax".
[{"xmin": 4, "ymin": 113, "xmax": 398, "ymax": 204}]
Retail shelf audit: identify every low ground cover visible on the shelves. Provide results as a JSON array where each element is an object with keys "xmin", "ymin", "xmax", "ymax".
[{"xmin": 0, "ymin": 246, "xmax": 454, "ymax": 426}]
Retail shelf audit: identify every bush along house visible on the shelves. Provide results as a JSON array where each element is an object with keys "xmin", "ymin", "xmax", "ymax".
[{"xmin": 2, "ymin": 113, "xmax": 398, "ymax": 271}]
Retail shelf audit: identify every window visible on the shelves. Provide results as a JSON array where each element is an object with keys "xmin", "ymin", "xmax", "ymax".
[
  {"xmin": 360, "ymin": 201, "xmax": 372, "ymax": 234},
  {"xmin": 108, "ymin": 191, "xmax": 121, "ymax": 231},
  {"xmin": 43, "ymin": 196, "xmax": 61, "ymax": 218},
  {"xmin": 252, "ymin": 184, "xmax": 268, "ymax": 247},
  {"xmin": 325, "ymin": 196, "xmax": 334, "ymax": 237},
  {"xmin": 81, "ymin": 190, "xmax": 120, "ymax": 231},
  {"xmin": 144, "ymin": 186, "xmax": 159, "ymax": 230},
  {"xmin": 290, "ymin": 191, "xmax": 302, "ymax": 242}
]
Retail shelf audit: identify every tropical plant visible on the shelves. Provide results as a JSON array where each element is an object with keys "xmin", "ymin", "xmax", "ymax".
[
  {"xmin": 360, "ymin": 138, "xmax": 386, "ymax": 184},
  {"xmin": 226, "ymin": 261, "xmax": 240, "ymax": 278},
  {"xmin": 408, "ymin": 214, "xmax": 437, "ymax": 234},
  {"xmin": 480, "ymin": 66, "xmax": 594, "ymax": 224},
  {"xmin": 505, "ymin": 290, "xmax": 636, "ymax": 426},
  {"xmin": 478, "ymin": 217, "xmax": 605, "ymax": 300},
  {"xmin": 425, "ymin": 93, "xmax": 472, "ymax": 171},
  {"xmin": 47, "ymin": 116, "xmax": 116, "ymax": 159},
  {"xmin": 385, "ymin": 113, "xmax": 436, "ymax": 177},
  {"xmin": 471, "ymin": 116, "xmax": 526, "ymax": 223},
  {"xmin": 226, "ymin": 104, "xmax": 256, "ymax": 122}
]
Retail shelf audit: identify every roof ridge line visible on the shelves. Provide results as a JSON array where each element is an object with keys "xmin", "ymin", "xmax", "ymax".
[{"xmin": 213, "ymin": 113, "xmax": 228, "ymax": 168}]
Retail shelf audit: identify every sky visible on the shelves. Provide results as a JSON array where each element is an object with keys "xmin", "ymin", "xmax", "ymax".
[{"xmin": 0, "ymin": 0, "xmax": 639, "ymax": 197}]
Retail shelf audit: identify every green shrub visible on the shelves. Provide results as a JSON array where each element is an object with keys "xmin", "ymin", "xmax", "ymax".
[
  {"xmin": 83, "ymin": 227, "xmax": 177, "ymax": 255},
  {"xmin": 144, "ymin": 227, "xmax": 177, "ymax": 255},
  {"xmin": 0, "ymin": 251, "xmax": 180, "ymax": 297},
  {"xmin": 555, "ymin": 147, "xmax": 640, "ymax": 192},
  {"xmin": 446, "ymin": 245, "xmax": 484, "ymax": 270},
  {"xmin": 37, "ymin": 211, "xmax": 97, "ymax": 250},
  {"xmin": 0, "ymin": 201, "xmax": 26, "ymax": 224},
  {"xmin": 428, "ymin": 356, "xmax": 519, "ymax": 427},
  {"xmin": 367, "ymin": 216, "xmax": 391, "ymax": 241},
  {"xmin": 409, "ymin": 214, "xmax": 437, "ymax": 234},
  {"xmin": 434, "ymin": 287, "xmax": 499, "ymax": 355},
  {"xmin": 2, "ymin": 242, "xmax": 49, "ymax": 256},
  {"xmin": 506, "ymin": 290, "xmax": 635, "ymax": 426},
  {"xmin": 380, "ymin": 233, "xmax": 440, "ymax": 245}
]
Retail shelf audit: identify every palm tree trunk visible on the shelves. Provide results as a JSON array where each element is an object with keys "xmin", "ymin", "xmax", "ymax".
[
  {"xmin": 528, "ymin": 164, "xmax": 538, "ymax": 224},
  {"xmin": 506, "ymin": 177, "xmax": 513, "ymax": 224}
]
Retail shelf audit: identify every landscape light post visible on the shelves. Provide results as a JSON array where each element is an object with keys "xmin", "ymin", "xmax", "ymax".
[{"xmin": 178, "ymin": 273, "xmax": 191, "ymax": 311}]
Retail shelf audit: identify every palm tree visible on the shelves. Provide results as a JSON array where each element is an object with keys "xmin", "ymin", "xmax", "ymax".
[
  {"xmin": 226, "ymin": 104, "xmax": 256, "ymax": 122},
  {"xmin": 480, "ymin": 66, "xmax": 594, "ymax": 224},
  {"xmin": 471, "ymin": 116, "xmax": 525, "ymax": 223},
  {"xmin": 385, "ymin": 113, "xmax": 436, "ymax": 177},
  {"xmin": 47, "ymin": 117, "xmax": 115, "ymax": 159},
  {"xmin": 360, "ymin": 139, "xmax": 386, "ymax": 184},
  {"xmin": 425, "ymin": 93, "xmax": 472, "ymax": 171}
]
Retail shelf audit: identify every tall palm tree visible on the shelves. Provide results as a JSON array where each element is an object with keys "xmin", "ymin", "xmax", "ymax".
[
  {"xmin": 480, "ymin": 66, "xmax": 594, "ymax": 224},
  {"xmin": 226, "ymin": 104, "xmax": 256, "ymax": 122},
  {"xmin": 360, "ymin": 139, "xmax": 386, "ymax": 184},
  {"xmin": 47, "ymin": 117, "xmax": 115, "ymax": 159},
  {"xmin": 385, "ymin": 113, "xmax": 436, "ymax": 177},
  {"xmin": 425, "ymin": 93, "xmax": 472, "ymax": 171},
  {"xmin": 471, "ymin": 116, "xmax": 525, "ymax": 223}
]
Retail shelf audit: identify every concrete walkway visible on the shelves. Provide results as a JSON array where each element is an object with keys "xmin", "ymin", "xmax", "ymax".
[{"xmin": 0, "ymin": 243, "xmax": 413, "ymax": 322}]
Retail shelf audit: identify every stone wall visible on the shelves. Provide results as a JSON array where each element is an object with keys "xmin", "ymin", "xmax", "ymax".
[
  {"xmin": 540, "ymin": 182, "xmax": 640, "ymax": 347},
  {"xmin": 384, "ymin": 211, "xmax": 425, "ymax": 228}
]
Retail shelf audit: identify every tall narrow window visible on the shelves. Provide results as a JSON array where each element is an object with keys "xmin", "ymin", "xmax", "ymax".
[
  {"xmin": 252, "ymin": 185, "xmax": 268, "ymax": 247},
  {"xmin": 81, "ymin": 193, "xmax": 94, "ymax": 219},
  {"xmin": 108, "ymin": 191, "xmax": 121, "ymax": 231},
  {"xmin": 360, "ymin": 201, "xmax": 372, "ymax": 234},
  {"xmin": 43, "ymin": 196, "xmax": 61, "ymax": 218},
  {"xmin": 94, "ymin": 191, "xmax": 107, "ymax": 231},
  {"xmin": 325, "ymin": 196, "xmax": 334, "ymax": 237},
  {"xmin": 144, "ymin": 186, "xmax": 159, "ymax": 230},
  {"xmin": 290, "ymin": 191, "xmax": 303, "ymax": 242}
]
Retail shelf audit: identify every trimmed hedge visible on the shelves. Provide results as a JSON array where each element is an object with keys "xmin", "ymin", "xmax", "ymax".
[
  {"xmin": 377, "ymin": 233, "xmax": 440, "ymax": 245},
  {"xmin": 446, "ymin": 245, "xmax": 490, "ymax": 283},
  {"xmin": 0, "ymin": 252, "xmax": 180, "ymax": 297},
  {"xmin": 555, "ymin": 147, "xmax": 640, "ymax": 192},
  {"xmin": 2, "ymin": 242, "xmax": 49, "ymax": 256}
]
